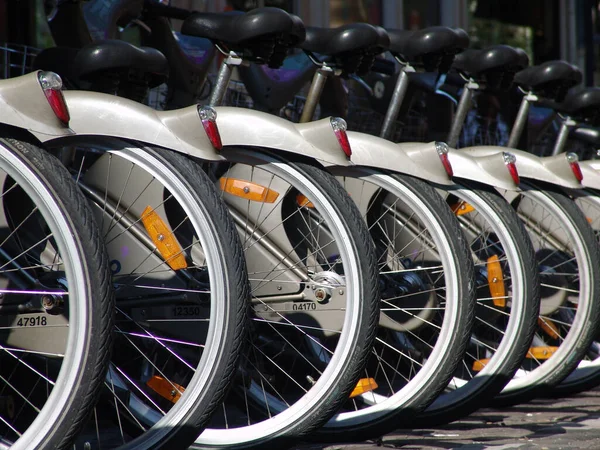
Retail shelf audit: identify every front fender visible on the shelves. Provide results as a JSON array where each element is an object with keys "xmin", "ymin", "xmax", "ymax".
[
  {"xmin": 448, "ymin": 149, "xmax": 517, "ymax": 190},
  {"xmin": 0, "ymin": 71, "xmax": 73, "ymax": 137},
  {"xmin": 214, "ymin": 107, "xmax": 351, "ymax": 167},
  {"xmin": 460, "ymin": 146, "xmax": 582, "ymax": 189},
  {"xmin": 38, "ymin": 90, "xmax": 224, "ymax": 161}
]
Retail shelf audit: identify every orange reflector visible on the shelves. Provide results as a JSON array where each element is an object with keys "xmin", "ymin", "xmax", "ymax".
[
  {"xmin": 473, "ymin": 358, "xmax": 490, "ymax": 372},
  {"xmin": 146, "ymin": 376, "xmax": 185, "ymax": 403},
  {"xmin": 296, "ymin": 194, "xmax": 315, "ymax": 208},
  {"xmin": 587, "ymin": 217, "xmax": 593, "ymax": 224},
  {"xmin": 451, "ymin": 201, "xmax": 475, "ymax": 215},
  {"xmin": 219, "ymin": 178, "xmax": 279, "ymax": 203},
  {"xmin": 487, "ymin": 255, "xmax": 506, "ymax": 307},
  {"xmin": 526, "ymin": 346, "xmax": 558, "ymax": 359},
  {"xmin": 538, "ymin": 317, "xmax": 560, "ymax": 340},
  {"xmin": 141, "ymin": 206, "xmax": 187, "ymax": 270},
  {"xmin": 349, "ymin": 377, "xmax": 378, "ymax": 398}
]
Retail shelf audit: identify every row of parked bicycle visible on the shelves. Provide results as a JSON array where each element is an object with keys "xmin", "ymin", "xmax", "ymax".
[{"xmin": 1, "ymin": 0, "xmax": 600, "ymax": 448}]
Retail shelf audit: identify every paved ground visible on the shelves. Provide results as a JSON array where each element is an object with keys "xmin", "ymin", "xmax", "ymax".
[{"xmin": 294, "ymin": 388, "xmax": 600, "ymax": 449}]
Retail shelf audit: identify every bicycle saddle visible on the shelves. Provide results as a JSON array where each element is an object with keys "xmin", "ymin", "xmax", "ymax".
[
  {"xmin": 181, "ymin": 7, "xmax": 305, "ymax": 68},
  {"xmin": 514, "ymin": 60, "xmax": 582, "ymax": 102},
  {"xmin": 300, "ymin": 23, "xmax": 389, "ymax": 75},
  {"xmin": 387, "ymin": 26, "xmax": 469, "ymax": 72},
  {"xmin": 35, "ymin": 40, "xmax": 169, "ymax": 88},
  {"xmin": 570, "ymin": 125, "xmax": 600, "ymax": 148},
  {"xmin": 452, "ymin": 45, "xmax": 528, "ymax": 89},
  {"xmin": 556, "ymin": 87, "xmax": 600, "ymax": 125}
]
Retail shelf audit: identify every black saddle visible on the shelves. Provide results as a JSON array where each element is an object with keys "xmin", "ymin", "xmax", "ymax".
[
  {"xmin": 557, "ymin": 87, "xmax": 600, "ymax": 126},
  {"xmin": 514, "ymin": 60, "xmax": 582, "ymax": 102},
  {"xmin": 181, "ymin": 7, "xmax": 305, "ymax": 68},
  {"xmin": 570, "ymin": 126, "xmax": 600, "ymax": 148},
  {"xmin": 387, "ymin": 26, "xmax": 469, "ymax": 72},
  {"xmin": 452, "ymin": 45, "xmax": 529, "ymax": 90},
  {"xmin": 34, "ymin": 40, "xmax": 169, "ymax": 99},
  {"xmin": 300, "ymin": 23, "xmax": 389, "ymax": 75}
]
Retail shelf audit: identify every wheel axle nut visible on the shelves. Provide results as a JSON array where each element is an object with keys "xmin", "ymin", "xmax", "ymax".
[{"xmin": 314, "ymin": 288, "xmax": 327, "ymax": 302}]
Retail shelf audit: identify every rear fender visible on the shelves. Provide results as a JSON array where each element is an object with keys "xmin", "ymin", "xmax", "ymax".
[
  {"xmin": 448, "ymin": 149, "xmax": 517, "ymax": 190},
  {"xmin": 0, "ymin": 71, "xmax": 73, "ymax": 137},
  {"xmin": 460, "ymin": 146, "xmax": 581, "ymax": 189},
  {"xmin": 578, "ymin": 160, "xmax": 600, "ymax": 191},
  {"xmin": 215, "ymin": 107, "xmax": 351, "ymax": 167},
  {"xmin": 38, "ymin": 90, "xmax": 224, "ymax": 161},
  {"xmin": 330, "ymin": 131, "xmax": 452, "ymax": 184}
]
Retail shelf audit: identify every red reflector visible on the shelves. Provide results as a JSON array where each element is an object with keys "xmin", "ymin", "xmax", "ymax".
[
  {"xmin": 435, "ymin": 142, "xmax": 453, "ymax": 177},
  {"xmin": 502, "ymin": 152, "xmax": 520, "ymax": 185},
  {"xmin": 566, "ymin": 153, "xmax": 583, "ymax": 182},
  {"xmin": 37, "ymin": 71, "xmax": 69, "ymax": 126},
  {"xmin": 330, "ymin": 117, "xmax": 352, "ymax": 159},
  {"xmin": 43, "ymin": 89, "xmax": 70, "ymax": 125},
  {"xmin": 198, "ymin": 106, "xmax": 222, "ymax": 151}
]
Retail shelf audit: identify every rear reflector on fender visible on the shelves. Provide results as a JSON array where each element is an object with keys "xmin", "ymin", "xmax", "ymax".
[
  {"xmin": 566, "ymin": 152, "xmax": 583, "ymax": 182},
  {"xmin": 37, "ymin": 71, "xmax": 70, "ymax": 126},
  {"xmin": 502, "ymin": 152, "xmax": 520, "ymax": 185},
  {"xmin": 435, "ymin": 142, "xmax": 453, "ymax": 177},
  {"xmin": 330, "ymin": 117, "xmax": 352, "ymax": 159},
  {"xmin": 198, "ymin": 105, "xmax": 222, "ymax": 150}
]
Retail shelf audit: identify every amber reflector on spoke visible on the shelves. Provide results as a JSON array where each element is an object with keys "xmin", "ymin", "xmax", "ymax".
[
  {"xmin": 219, "ymin": 178, "xmax": 279, "ymax": 203},
  {"xmin": 349, "ymin": 378, "xmax": 378, "ymax": 398},
  {"xmin": 147, "ymin": 376, "xmax": 185, "ymax": 403},
  {"xmin": 141, "ymin": 206, "xmax": 187, "ymax": 270},
  {"xmin": 526, "ymin": 346, "xmax": 558, "ymax": 359},
  {"xmin": 487, "ymin": 255, "xmax": 506, "ymax": 307},
  {"xmin": 296, "ymin": 194, "xmax": 315, "ymax": 208},
  {"xmin": 451, "ymin": 201, "xmax": 475, "ymax": 215}
]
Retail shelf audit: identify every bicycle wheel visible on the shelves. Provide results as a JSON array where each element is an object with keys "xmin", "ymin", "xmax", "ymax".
[
  {"xmin": 549, "ymin": 190, "xmax": 600, "ymax": 396},
  {"xmin": 50, "ymin": 140, "xmax": 249, "ymax": 449},
  {"xmin": 193, "ymin": 148, "xmax": 380, "ymax": 449},
  {"xmin": 493, "ymin": 183, "xmax": 600, "ymax": 405},
  {"xmin": 406, "ymin": 183, "xmax": 540, "ymax": 427},
  {"xmin": 0, "ymin": 135, "xmax": 113, "ymax": 449},
  {"xmin": 310, "ymin": 169, "xmax": 477, "ymax": 441}
]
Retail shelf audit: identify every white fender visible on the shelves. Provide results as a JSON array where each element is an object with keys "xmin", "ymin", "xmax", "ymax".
[
  {"xmin": 0, "ymin": 71, "xmax": 73, "ymax": 137},
  {"xmin": 460, "ymin": 146, "xmax": 582, "ymax": 189},
  {"xmin": 215, "ymin": 107, "xmax": 351, "ymax": 167},
  {"xmin": 37, "ymin": 90, "xmax": 225, "ymax": 161},
  {"xmin": 448, "ymin": 149, "xmax": 518, "ymax": 190},
  {"xmin": 579, "ymin": 160, "xmax": 600, "ymax": 191},
  {"xmin": 338, "ymin": 132, "xmax": 452, "ymax": 184}
]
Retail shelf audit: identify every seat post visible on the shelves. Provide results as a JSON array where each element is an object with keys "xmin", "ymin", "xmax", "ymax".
[
  {"xmin": 380, "ymin": 63, "xmax": 415, "ymax": 140},
  {"xmin": 446, "ymin": 80, "xmax": 479, "ymax": 148},
  {"xmin": 209, "ymin": 52, "xmax": 243, "ymax": 107},
  {"xmin": 506, "ymin": 92, "xmax": 538, "ymax": 149},
  {"xmin": 299, "ymin": 65, "xmax": 334, "ymax": 123},
  {"xmin": 551, "ymin": 117, "xmax": 577, "ymax": 156}
]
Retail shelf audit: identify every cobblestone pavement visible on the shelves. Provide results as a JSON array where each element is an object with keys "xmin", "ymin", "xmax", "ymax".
[{"xmin": 293, "ymin": 388, "xmax": 600, "ymax": 449}]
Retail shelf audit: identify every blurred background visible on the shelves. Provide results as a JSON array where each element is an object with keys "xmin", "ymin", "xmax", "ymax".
[{"xmin": 0, "ymin": 0, "xmax": 598, "ymax": 86}]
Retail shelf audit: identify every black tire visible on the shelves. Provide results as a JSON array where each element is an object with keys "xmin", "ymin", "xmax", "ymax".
[
  {"xmin": 493, "ymin": 183, "xmax": 600, "ymax": 406},
  {"xmin": 313, "ymin": 171, "xmax": 476, "ymax": 441},
  {"xmin": 548, "ymin": 189, "xmax": 600, "ymax": 397},
  {"xmin": 0, "ymin": 136, "xmax": 114, "ymax": 449},
  {"xmin": 407, "ymin": 183, "xmax": 540, "ymax": 427},
  {"xmin": 50, "ymin": 141, "xmax": 249, "ymax": 449},
  {"xmin": 192, "ymin": 149, "xmax": 380, "ymax": 449}
]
